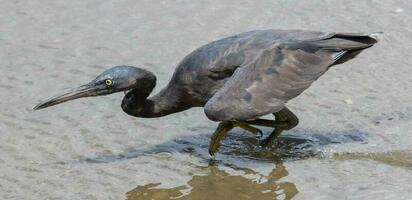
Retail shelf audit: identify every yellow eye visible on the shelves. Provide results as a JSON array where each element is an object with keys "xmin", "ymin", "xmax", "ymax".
[{"xmin": 105, "ymin": 79, "xmax": 113, "ymax": 86}]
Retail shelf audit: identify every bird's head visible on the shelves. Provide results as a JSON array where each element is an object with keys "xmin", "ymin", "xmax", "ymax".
[{"xmin": 34, "ymin": 65, "xmax": 156, "ymax": 110}]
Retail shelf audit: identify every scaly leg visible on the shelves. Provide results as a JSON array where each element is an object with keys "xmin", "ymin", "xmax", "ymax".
[
  {"xmin": 260, "ymin": 107, "xmax": 299, "ymax": 147},
  {"xmin": 246, "ymin": 119, "xmax": 290, "ymax": 128},
  {"xmin": 233, "ymin": 121, "xmax": 263, "ymax": 136},
  {"xmin": 208, "ymin": 121, "xmax": 262, "ymax": 156},
  {"xmin": 208, "ymin": 107, "xmax": 298, "ymax": 155}
]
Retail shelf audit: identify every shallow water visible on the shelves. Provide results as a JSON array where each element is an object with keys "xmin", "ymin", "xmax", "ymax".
[
  {"xmin": 1, "ymin": 0, "xmax": 412, "ymax": 199},
  {"xmin": 126, "ymin": 162, "xmax": 298, "ymax": 200}
]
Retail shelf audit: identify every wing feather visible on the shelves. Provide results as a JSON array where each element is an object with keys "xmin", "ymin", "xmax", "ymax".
[
  {"xmin": 203, "ymin": 31, "xmax": 378, "ymax": 121},
  {"xmin": 204, "ymin": 44, "xmax": 334, "ymax": 121}
]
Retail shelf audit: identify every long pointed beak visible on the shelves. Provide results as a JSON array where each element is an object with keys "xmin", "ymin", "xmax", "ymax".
[{"xmin": 33, "ymin": 83, "xmax": 99, "ymax": 110}]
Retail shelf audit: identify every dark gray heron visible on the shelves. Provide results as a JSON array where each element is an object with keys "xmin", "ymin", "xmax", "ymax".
[{"xmin": 34, "ymin": 29, "xmax": 379, "ymax": 155}]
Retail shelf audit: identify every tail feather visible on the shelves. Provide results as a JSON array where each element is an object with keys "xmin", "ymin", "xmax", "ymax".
[
  {"xmin": 317, "ymin": 32, "xmax": 379, "ymax": 51},
  {"xmin": 315, "ymin": 32, "xmax": 380, "ymax": 65}
]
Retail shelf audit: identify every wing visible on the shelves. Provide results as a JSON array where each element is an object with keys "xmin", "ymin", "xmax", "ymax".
[
  {"xmin": 204, "ymin": 32, "xmax": 378, "ymax": 121},
  {"xmin": 204, "ymin": 44, "xmax": 333, "ymax": 121}
]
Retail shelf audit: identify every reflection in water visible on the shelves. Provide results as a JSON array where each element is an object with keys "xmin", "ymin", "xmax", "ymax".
[
  {"xmin": 334, "ymin": 150, "xmax": 412, "ymax": 169},
  {"xmin": 126, "ymin": 162, "xmax": 297, "ymax": 200}
]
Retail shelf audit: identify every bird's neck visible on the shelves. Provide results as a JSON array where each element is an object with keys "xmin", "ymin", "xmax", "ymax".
[{"xmin": 121, "ymin": 82, "xmax": 189, "ymax": 118}]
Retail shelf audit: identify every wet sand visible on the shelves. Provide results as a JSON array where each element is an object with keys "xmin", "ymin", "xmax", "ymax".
[{"xmin": 1, "ymin": 0, "xmax": 412, "ymax": 199}]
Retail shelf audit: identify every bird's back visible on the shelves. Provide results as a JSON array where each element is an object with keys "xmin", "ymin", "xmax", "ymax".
[
  {"xmin": 176, "ymin": 30, "xmax": 330, "ymax": 71},
  {"xmin": 157, "ymin": 30, "xmax": 378, "ymax": 119}
]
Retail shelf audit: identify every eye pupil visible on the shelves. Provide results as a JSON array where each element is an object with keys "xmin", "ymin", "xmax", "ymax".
[{"xmin": 105, "ymin": 79, "xmax": 112, "ymax": 86}]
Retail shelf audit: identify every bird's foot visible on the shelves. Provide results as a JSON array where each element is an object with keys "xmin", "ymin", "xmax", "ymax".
[
  {"xmin": 259, "ymin": 128, "xmax": 284, "ymax": 147},
  {"xmin": 259, "ymin": 107, "xmax": 299, "ymax": 147},
  {"xmin": 208, "ymin": 121, "xmax": 262, "ymax": 156}
]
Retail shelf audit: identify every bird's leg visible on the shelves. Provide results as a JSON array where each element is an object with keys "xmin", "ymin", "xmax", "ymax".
[
  {"xmin": 209, "ymin": 121, "xmax": 234, "ymax": 156},
  {"xmin": 208, "ymin": 121, "xmax": 262, "ymax": 156},
  {"xmin": 260, "ymin": 107, "xmax": 299, "ymax": 147},
  {"xmin": 245, "ymin": 119, "xmax": 290, "ymax": 128},
  {"xmin": 232, "ymin": 121, "xmax": 263, "ymax": 136},
  {"xmin": 208, "ymin": 107, "xmax": 298, "ymax": 155},
  {"xmin": 260, "ymin": 127, "xmax": 284, "ymax": 147}
]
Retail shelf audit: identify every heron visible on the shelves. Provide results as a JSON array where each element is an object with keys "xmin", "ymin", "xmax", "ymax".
[{"xmin": 34, "ymin": 29, "xmax": 379, "ymax": 155}]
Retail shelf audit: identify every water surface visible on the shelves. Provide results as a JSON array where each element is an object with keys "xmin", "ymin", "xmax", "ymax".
[{"xmin": 1, "ymin": 0, "xmax": 412, "ymax": 199}]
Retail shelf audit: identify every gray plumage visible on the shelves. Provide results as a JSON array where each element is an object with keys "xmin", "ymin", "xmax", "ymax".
[
  {"xmin": 142, "ymin": 29, "xmax": 378, "ymax": 121},
  {"xmin": 34, "ymin": 29, "xmax": 378, "ymax": 122},
  {"xmin": 33, "ymin": 29, "xmax": 379, "ymax": 156}
]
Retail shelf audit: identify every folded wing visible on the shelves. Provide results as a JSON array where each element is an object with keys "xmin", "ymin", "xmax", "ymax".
[{"xmin": 204, "ymin": 32, "xmax": 378, "ymax": 121}]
